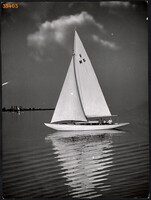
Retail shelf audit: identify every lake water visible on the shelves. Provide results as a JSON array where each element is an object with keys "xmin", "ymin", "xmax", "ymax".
[{"xmin": 2, "ymin": 109, "xmax": 149, "ymax": 198}]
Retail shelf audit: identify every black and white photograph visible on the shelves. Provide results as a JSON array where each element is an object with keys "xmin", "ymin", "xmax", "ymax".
[{"xmin": 2, "ymin": 1, "xmax": 149, "ymax": 198}]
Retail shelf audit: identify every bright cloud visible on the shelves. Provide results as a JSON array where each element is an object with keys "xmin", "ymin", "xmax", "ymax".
[
  {"xmin": 100, "ymin": 1, "xmax": 135, "ymax": 8},
  {"xmin": 92, "ymin": 34, "xmax": 119, "ymax": 50},
  {"xmin": 27, "ymin": 11, "xmax": 104, "ymax": 48}
]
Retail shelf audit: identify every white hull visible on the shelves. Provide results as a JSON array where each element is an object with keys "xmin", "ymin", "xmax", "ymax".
[{"xmin": 44, "ymin": 122, "xmax": 129, "ymax": 131}]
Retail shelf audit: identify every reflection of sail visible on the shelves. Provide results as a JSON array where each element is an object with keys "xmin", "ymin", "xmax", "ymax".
[{"xmin": 45, "ymin": 130, "xmax": 124, "ymax": 198}]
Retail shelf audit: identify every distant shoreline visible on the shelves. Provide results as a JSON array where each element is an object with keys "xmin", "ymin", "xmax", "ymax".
[{"xmin": 2, "ymin": 108, "xmax": 55, "ymax": 112}]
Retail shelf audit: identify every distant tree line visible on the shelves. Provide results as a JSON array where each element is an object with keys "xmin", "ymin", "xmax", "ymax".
[{"xmin": 2, "ymin": 106, "xmax": 54, "ymax": 112}]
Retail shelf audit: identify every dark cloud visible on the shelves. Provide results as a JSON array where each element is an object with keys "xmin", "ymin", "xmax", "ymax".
[{"xmin": 2, "ymin": 2, "xmax": 148, "ymax": 110}]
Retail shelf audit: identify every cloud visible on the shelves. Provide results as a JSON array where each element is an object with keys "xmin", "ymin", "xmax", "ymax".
[
  {"xmin": 92, "ymin": 34, "xmax": 119, "ymax": 50},
  {"xmin": 27, "ymin": 11, "xmax": 104, "ymax": 48},
  {"xmin": 100, "ymin": 1, "xmax": 135, "ymax": 8}
]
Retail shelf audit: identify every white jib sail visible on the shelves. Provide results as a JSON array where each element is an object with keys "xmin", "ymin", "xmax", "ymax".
[
  {"xmin": 74, "ymin": 31, "xmax": 111, "ymax": 118},
  {"xmin": 51, "ymin": 57, "xmax": 87, "ymax": 123}
]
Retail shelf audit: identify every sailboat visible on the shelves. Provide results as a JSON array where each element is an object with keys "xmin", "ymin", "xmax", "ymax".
[{"xmin": 45, "ymin": 30, "xmax": 129, "ymax": 131}]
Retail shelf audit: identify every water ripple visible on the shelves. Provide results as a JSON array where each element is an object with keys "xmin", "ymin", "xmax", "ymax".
[{"xmin": 3, "ymin": 130, "xmax": 149, "ymax": 198}]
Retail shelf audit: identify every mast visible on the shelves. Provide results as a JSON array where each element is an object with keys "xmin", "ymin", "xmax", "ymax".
[{"xmin": 73, "ymin": 30, "xmax": 87, "ymax": 121}]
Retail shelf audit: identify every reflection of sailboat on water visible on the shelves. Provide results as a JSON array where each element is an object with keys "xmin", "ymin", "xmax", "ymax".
[
  {"xmin": 46, "ymin": 129, "xmax": 125, "ymax": 139},
  {"xmin": 45, "ymin": 130, "xmax": 124, "ymax": 198},
  {"xmin": 45, "ymin": 31, "xmax": 129, "ymax": 131}
]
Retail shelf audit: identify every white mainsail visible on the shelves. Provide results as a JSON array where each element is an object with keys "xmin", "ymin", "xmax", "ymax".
[
  {"xmin": 74, "ymin": 31, "xmax": 111, "ymax": 118},
  {"xmin": 51, "ymin": 57, "xmax": 87, "ymax": 123}
]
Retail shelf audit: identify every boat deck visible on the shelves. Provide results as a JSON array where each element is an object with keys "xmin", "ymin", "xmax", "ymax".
[{"xmin": 44, "ymin": 122, "xmax": 129, "ymax": 131}]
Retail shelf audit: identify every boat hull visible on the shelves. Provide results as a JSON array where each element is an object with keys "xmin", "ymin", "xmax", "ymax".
[{"xmin": 44, "ymin": 123, "xmax": 129, "ymax": 131}]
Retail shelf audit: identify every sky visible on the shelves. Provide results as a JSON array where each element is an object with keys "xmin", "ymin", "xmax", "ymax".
[{"xmin": 2, "ymin": 1, "xmax": 148, "ymax": 115}]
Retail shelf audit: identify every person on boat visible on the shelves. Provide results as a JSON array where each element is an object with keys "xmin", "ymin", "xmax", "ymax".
[
  {"xmin": 103, "ymin": 120, "xmax": 107, "ymax": 124},
  {"xmin": 108, "ymin": 119, "xmax": 113, "ymax": 124},
  {"xmin": 99, "ymin": 118, "xmax": 103, "ymax": 124}
]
